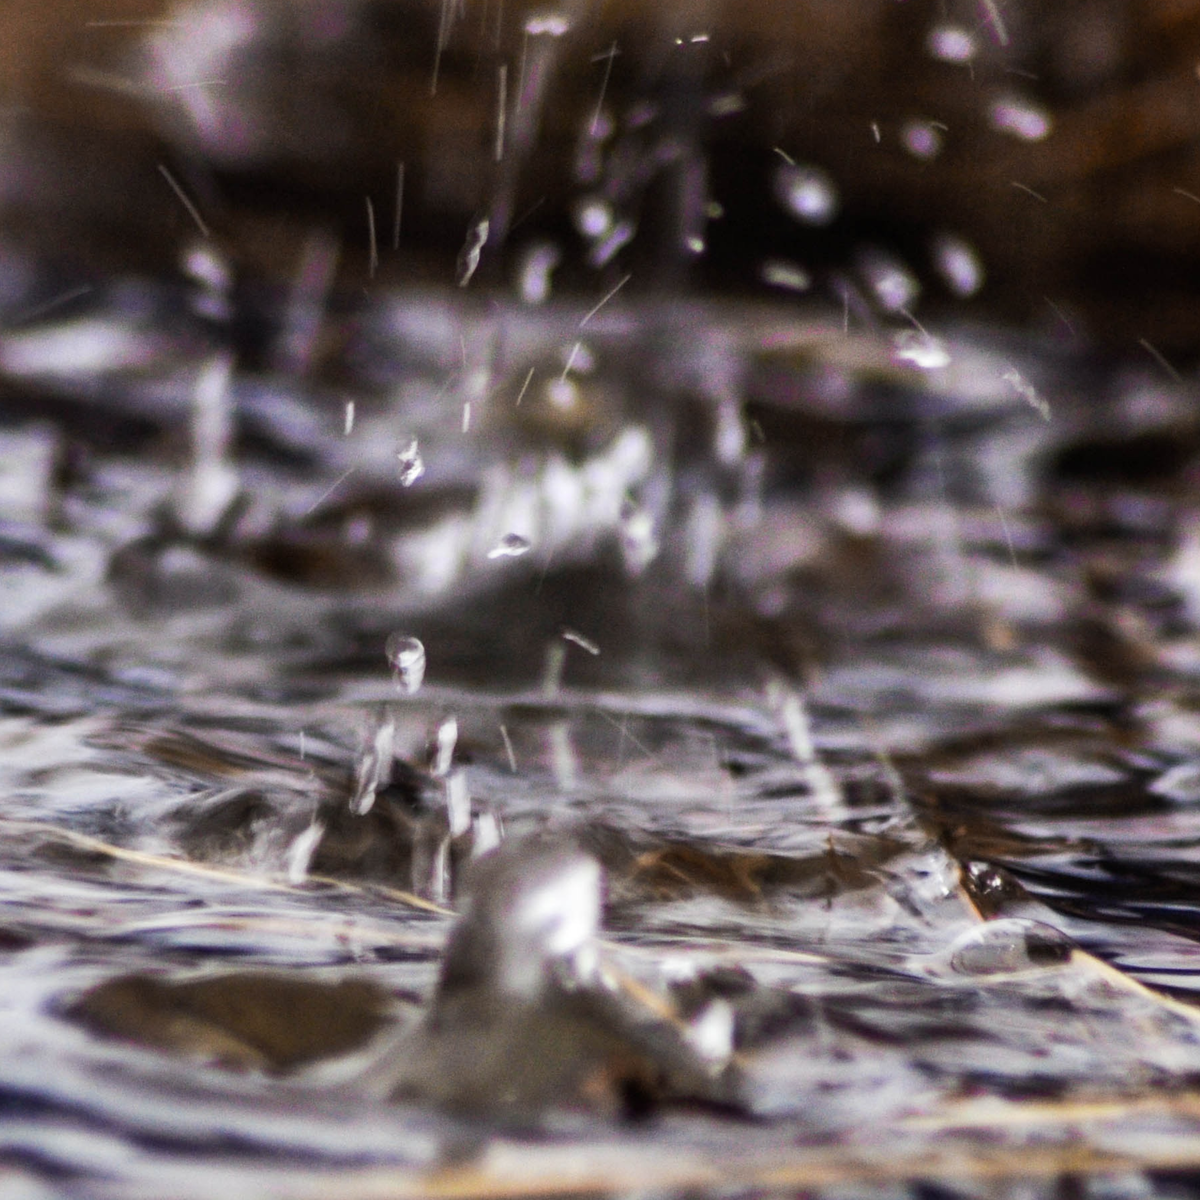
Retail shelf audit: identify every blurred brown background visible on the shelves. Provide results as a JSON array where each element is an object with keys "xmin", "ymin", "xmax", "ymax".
[{"xmin": 3, "ymin": 0, "xmax": 1200, "ymax": 354}]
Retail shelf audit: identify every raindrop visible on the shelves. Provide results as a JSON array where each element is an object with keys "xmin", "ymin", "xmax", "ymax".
[
  {"xmin": 1001, "ymin": 367, "xmax": 1051, "ymax": 420},
  {"xmin": 900, "ymin": 119, "xmax": 942, "ymax": 161},
  {"xmin": 892, "ymin": 330, "xmax": 950, "ymax": 370},
  {"xmin": 456, "ymin": 216, "xmax": 489, "ymax": 286},
  {"xmin": 773, "ymin": 163, "xmax": 838, "ymax": 226},
  {"xmin": 927, "ymin": 24, "xmax": 978, "ymax": 63},
  {"xmin": 619, "ymin": 501, "xmax": 659, "ymax": 575},
  {"xmin": 573, "ymin": 196, "xmax": 613, "ymax": 240},
  {"xmin": 396, "ymin": 438, "xmax": 425, "ymax": 486},
  {"xmin": 760, "ymin": 259, "xmax": 811, "ymax": 292},
  {"xmin": 989, "ymin": 95, "xmax": 1052, "ymax": 141},
  {"xmin": 858, "ymin": 249, "xmax": 919, "ymax": 313},
  {"xmin": 385, "ymin": 633, "xmax": 426, "ymax": 693},
  {"xmin": 524, "ymin": 11, "xmax": 570, "ymax": 36},
  {"xmin": 589, "ymin": 218, "xmax": 635, "ymax": 268},
  {"xmin": 487, "ymin": 532, "xmax": 532, "ymax": 559},
  {"xmin": 932, "ymin": 234, "xmax": 984, "ymax": 297},
  {"xmin": 517, "ymin": 242, "xmax": 561, "ymax": 305}
]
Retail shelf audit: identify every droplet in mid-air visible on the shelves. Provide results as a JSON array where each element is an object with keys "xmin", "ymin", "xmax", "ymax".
[
  {"xmin": 385, "ymin": 634, "xmax": 426, "ymax": 694},
  {"xmin": 487, "ymin": 533, "xmax": 533, "ymax": 560},
  {"xmin": 396, "ymin": 438, "xmax": 425, "ymax": 487},
  {"xmin": 900, "ymin": 119, "xmax": 942, "ymax": 161},
  {"xmin": 989, "ymin": 95, "xmax": 1052, "ymax": 141},
  {"xmin": 932, "ymin": 234, "xmax": 984, "ymax": 297},
  {"xmin": 927, "ymin": 24, "xmax": 977, "ymax": 63},
  {"xmin": 773, "ymin": 163, "xmax": 838, "ymax": 226}
]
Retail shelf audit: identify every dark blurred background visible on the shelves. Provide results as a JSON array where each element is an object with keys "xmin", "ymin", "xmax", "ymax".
[{"xmin": 3, "ymin": 0, "xmax": 1200, "ymax": 354}]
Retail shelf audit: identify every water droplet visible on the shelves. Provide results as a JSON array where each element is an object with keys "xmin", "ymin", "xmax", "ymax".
[
  {"xmin": 456, "ymin": 216, "xmax": 489, "ymax": 287},
  {"xmin": 396, "ymin": 438, "xmax": 425, "ymax": 487},
  {"xmin": 761, "ymin": 259, "xmax": 811, "ymax": 292},
  {"xmin": 619, "ymin": 502, "xmax": 659, "ymax": 575},
  {"xmin": 517, "ymin": 242, "xmax": 561, "ymax": 305},
  {"xmin": 989, "ymin": 95, "xmax": 1052, "ymax": 141},
  {"xmin": 385, "ymin": 634, "xmax": 426, "ymax": 693},
  {"xmin": 858, "ymin": 249, "xmax": 919, "ymax": 314},
  {"xmin": 900, "ymin": 119, "xmax": 943, "ymax": 161},
  {"xmin": 927, "ymin": 24, "xmax": 977, "ymax": 62},
  {"xmin": 892, "ymin": 330, "xmax": 950, "ymax": 370},
  {"xmin": 932, "ymin": 234, "xmax": 984, "ymax": 297},
  {"xmin": 523, "ymin": 11, "xmax": 570, "ymax": 36},
  {"xmin": 487, "ymin": 532, "xmax": 532, "ymax": 559},
  {"xmin": 573, "ymin": 196, "xmax": 613, "ymax": 240},
  {"xmin": 773, "ymin": 163, "xmax": 838, "ymax": 226}
]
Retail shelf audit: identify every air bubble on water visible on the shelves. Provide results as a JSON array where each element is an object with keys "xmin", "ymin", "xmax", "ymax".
[
  {"xmin": 761, "ymin": 259, "xmax": 811, "ymax": 292},
  {"xmin": 773, "ymin": 163, "xmax": 838, "ymax": 226},
  {"xmin": 900, "ymin": 119, "xmax": 942, "ymax": 161},
  {"xmin": 686, "ymin": 235, "xmax": 706, "ymax": 255},
  {"xmin": 487, "ymin": 532, "xmax": 532, "ymax": 559},
  {"xmin": 989, "ymin": 95, "xmax": 1052, "ymax": 141},
  {"xmin": 892, "ymin": 329, "xmax": 950, "ymax": 370},
  {"xmin": 858, "ymin": 249, "xmax": 919, "ymax": 314},
  {"xmin": 433, "ymin": 716, "xmax": 458, "ymax": 777},
  {"xmin": 351, "ymin": 711, "xmax": 394, "ymax": 816},
  {"xmin": 396, "ymin": 438, "xmax": 425, "ymax": 486},
  {"xmin": 573, "ymin": 196, "xmax": 613, "ymax": 240},
  {"xmin": 932, "ymin": 234, "xmax": 984, "ymax": 297},
  {"xmin": 927, "ymin": 24, "xmax": 977, "ymax": 62},
  {"xmin": 385, "ymin": 633, "xmax": 426, "ymax": 693},
  {"xmin": 945, "ymin": 919, "xmax": 1074, "ymax": 977}
]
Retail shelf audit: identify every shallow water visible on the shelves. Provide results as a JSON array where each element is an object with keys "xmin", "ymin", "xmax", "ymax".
[{"xmin": 5, "ymin": 271, "xmax": 1200, "ymax": 1199}]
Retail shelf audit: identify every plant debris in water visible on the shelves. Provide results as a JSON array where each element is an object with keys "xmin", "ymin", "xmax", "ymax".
[{"xmin": 7, "ymin": 2, "xmax": 1200, "ymax": 1199}]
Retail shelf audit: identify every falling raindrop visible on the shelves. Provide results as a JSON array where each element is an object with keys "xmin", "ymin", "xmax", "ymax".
[
  {"xmin": 760, "ymin": 260, "xmax": 811, "ymax": 292},
  {"xmin": 989, "ymin": 95, "xmax": 1052, "ymax": 141},
  {"xmin": 523, "ymin": 11, "xmax": 570, "ymax": 36},
  {"xmin": 396, "ymin": 438, "xmax": 425, "ymax": 486},
  {"xmin": 487, "ymin": 532, "xmax": 532, "ymax": 559},
  {"xmin": 456, "ymin": 216, "xmax": 489, "ymax": 286},
  {"xmin": 619, "ymin": 501, "xmax": 659, "ymax": 575},
  {"xmin": 858, "ymin": 249, "xmax": 919, "ymax": 314},
  {"xmin": 517, "ymin": 242, "xmax": 561, "ymax": 305},
  {"xmin": 773, "ymin": 163, "xmax": 838, "ymax": 226},
  {"xmin": 900, "ymin": 119, "xmax": 943, "ymax": 161},
  {"xmin": 927, "ymin": 24, "xmax": 978, "ymax": 63},
  {"xmin": 932, "ymin": 234, "xmax": 985, "ymax": 297},
  {"xmin": 573, "ymin": 196, "xmax": 613, "ymax": 240},
  {"xmin": 385, "ymin": 634, "xmax": 426, "ymax": 694}
]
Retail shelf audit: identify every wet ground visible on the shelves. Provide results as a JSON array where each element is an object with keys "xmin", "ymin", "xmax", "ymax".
[{"xmin": 6, "ymin": 269, "xmax": 1200, "ymax": 1198}]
